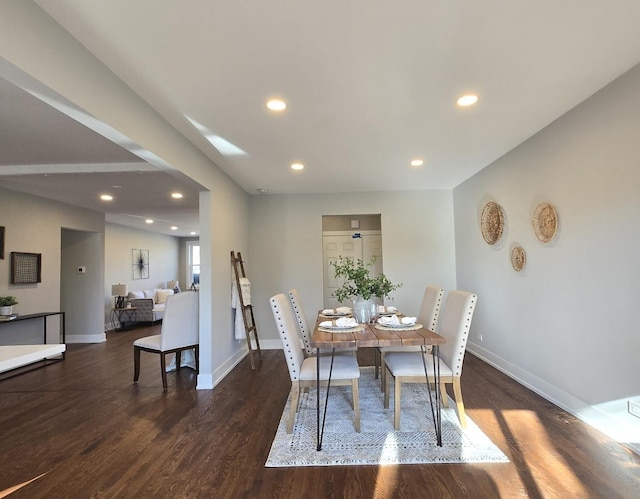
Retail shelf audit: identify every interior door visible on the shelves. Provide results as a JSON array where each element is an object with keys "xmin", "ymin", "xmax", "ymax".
[
  {"xmin": 362, "ymin": 233, "xmax": 383, "ymax": 277},
  {"xmin": 322, "ymin": 231, "xmax": 382, "ymax": 308}
]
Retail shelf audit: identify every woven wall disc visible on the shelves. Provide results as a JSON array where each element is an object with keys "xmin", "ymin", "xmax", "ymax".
[
  {"xmin": 511, "ymin": 245, "xmax": 526, "ymax": 271},
  {"xmin": 532, "ymin": 202, "xmax": 558, "ymax": 243},
  {"xmin": 480, "ymin": 201, "xmax": 505, "ymax": 245}
]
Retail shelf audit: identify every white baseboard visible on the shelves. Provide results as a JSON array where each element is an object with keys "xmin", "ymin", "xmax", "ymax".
[
  {"xmin": 196, "ymin": 339, "xmax": 281, "ymax": 390},
  {"xmin": 66, "ymin": 333, "xmax": 106, "ymax": 343},
  {"xmin": 467, "ymin": 342, "xmax": 640, "ymax": 456}
]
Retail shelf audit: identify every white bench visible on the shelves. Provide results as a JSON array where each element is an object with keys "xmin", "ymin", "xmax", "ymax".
[{"xmin": 0, "ymin": 344, "xmax": 66, "ymax": 374}]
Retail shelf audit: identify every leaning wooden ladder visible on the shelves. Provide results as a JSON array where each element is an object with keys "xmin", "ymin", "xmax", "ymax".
[{"xmin": 231, "ymin": 251, "xmax": 261, "ymax": 369}]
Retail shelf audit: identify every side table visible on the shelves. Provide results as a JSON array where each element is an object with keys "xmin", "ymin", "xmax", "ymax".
[{"xmin": 111, "ymin": 307, "xmax": 137, "ymax": 331}]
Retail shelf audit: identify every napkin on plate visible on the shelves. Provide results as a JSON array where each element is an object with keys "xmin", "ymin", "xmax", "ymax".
[
  {"xmin": 320, "ymin": 317, "xmax": 357, "ymax": 328},
  {"xmin": 377, "ymin": 314, "xmax": 400, "ymax": 326},
  {"xmin": 322, "ymin": 307, "xmax": 352, "ymax": 315},
  {"xmin": 377, "ymin": 315, "xmax": 417, "ymax": 326},
  {"xmin": 377, "ymin": 305, "xmax": 397, "ymax": 314}
]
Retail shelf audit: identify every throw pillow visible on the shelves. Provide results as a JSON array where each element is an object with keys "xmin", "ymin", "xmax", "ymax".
[
  {"xmin": 128, "ymin": 290, "xmax": 144, "ymax": 299},
  {"xmin": 156, "ymin": 289, "xmax": 174, "ymax": 304}
]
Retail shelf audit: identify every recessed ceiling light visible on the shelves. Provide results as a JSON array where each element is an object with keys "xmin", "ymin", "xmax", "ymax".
[
  {"xmin": 170, "ymin": 226, "xmax": 178, "ymax": 231},
  {"xmin": 257, "ymin": 188, "xmax": 269, "ymax": 193},
  {"xmin": 291, "ymin": 163, "xmax": 304, "ymax": 171},
  {"xmin": 145, "ymin": 219, "xmax": 154, "ymax": 224},
  {"xmin": 410, "ymin": 159, "xmax": 424, "ymax": 167},
  {"xmin": 190, "ymin": 231, "xmax": 197, "ymax": 236},
  {"xmin": 99, "ymin": 194, "xmax": 113, "ymax": 201},
  {"xmin": 266, "ymin": 98, "xmax": 287, "ymax": 111},
  {"xmin": 171, "ymin": 192, "xmax": 183, "ymax": 199},
  {"xmin": 457, "ymin": 94, "xmax": 478, "ymax": 107}
]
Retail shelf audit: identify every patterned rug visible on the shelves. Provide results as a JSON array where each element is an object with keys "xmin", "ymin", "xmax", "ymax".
[{"xmin": 266, "ymin": 367, "xmax": 509, "ymax": 467}]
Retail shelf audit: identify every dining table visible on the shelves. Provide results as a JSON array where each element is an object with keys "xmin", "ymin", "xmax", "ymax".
[{"xmin": 310, "ymin": 311, "xmax": 446, "ymax": 451}]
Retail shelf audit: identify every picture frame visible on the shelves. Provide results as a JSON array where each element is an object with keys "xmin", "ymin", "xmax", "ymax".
[
  {"xmin": 0, "ymin": 226, "xmax": 4, "ymax": 259},
  {"xmin": 11, "ymin": 251, "xmax": 42, "ymax": 284},
  {"xmin": 132, "ymin": 249, "xmax": 150, "ymax": 280}
]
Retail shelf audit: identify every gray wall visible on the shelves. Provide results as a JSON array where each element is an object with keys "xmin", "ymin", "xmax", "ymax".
[
  {"xmin": 104, "ymin": 223, "xmax": 180, "ymax": 325},
  {"xmin": 453, "ymin": 64, "xmax": 640, "ymax": 453},
  {"xmin": 0, "ymin": 188, "xmax": 105, "ymax": 343},
  {"xmin": 61, "ymin": 229, "xmax": 104, "ymax": 342}
]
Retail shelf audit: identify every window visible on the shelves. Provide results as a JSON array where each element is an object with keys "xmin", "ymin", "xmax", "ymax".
[{"xmin": 187, "ymin": 241, "xmax": 200, "ymax": 289}]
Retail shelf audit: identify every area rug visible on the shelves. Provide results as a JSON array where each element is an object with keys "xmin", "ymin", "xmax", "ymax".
[{"xmin": 266, "ymin": 367, "xmax": 509, "ymax": 467}]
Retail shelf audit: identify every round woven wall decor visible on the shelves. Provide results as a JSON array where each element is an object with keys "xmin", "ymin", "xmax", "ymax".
[
  {"xmin": 511, "ymin": 245, "xmax": 526, "ymax": 271},
  {"xmin": 532, "ymin": 202, "xmax": 558, "ymax": 243},
  {"xmin": 480, "ymin": 201, "xmax": 505, "ymax": 245}
]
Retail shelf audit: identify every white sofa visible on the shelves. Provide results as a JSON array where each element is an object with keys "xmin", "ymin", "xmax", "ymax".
[{"xmin": 128, "ymin": 288, "xmax": 175, "ymax": 324}]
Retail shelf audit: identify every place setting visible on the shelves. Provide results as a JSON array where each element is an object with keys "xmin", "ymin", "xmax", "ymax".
[
  {"xmin": 375, "ymin": 313, "xmax": 423, "ymax": 331},
  {"xmin": 318, "ymin": 315, "xmax": 365, "ymax": 333},
  {"xmin": 319, "ymin": 306, "xmax": 352, "ymax": 318}
]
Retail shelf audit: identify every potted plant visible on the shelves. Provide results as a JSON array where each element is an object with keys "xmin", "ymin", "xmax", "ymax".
[
  {"xmin": 331, "ymin": 256, "xmax": 401, "ymax": 323},
  {"xmin": 0, "ymin": 296, "xmax": 18, "ymax": 316}
]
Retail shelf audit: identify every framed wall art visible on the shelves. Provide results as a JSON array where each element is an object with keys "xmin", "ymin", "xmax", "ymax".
[
  {"xmin": 0, "ymin": 226, "xmax": 4, "ymax": 259},
  {"xmin": 11, "ymin": 252, "xmax": 42, "ymax": 284},
  {"xmin": 132, "ymin": 249, "xmax": 149, "ymax": 279}
]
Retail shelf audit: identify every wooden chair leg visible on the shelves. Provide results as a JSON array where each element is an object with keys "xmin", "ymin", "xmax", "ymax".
[
  {"xmin": 176, "ymin": 350, "xmax": 182, "ymax": 370},
  {"xmin": 452, "ymin": 377, "xmax": 467, "ymax": 428},
  {"xmin": 133, "ymin": 346, "xmax": 141, "ymax": 382},
  {"xmin": 160, "ymin": 353, "xmax": 168, "ymax": 391},
  {"xmin": 380, "ymin": 351, "xmax": 387, "ymax": 391},
  {"xmin": 383, "ymin": 366, "xmax": 390, "ymax": 409},
  {"xmin": 394, "ymin": 376, "xmax": 402, "ymax": 430},
  {"xmin": 287, "ymin": 383, "xmax": 300, "ymax": 434},
  {"xmin": 440, "ymin": 379, "xmax": 449, "ymax": 407},
  {"xmin": 374, "ymin": 348, "xmax": 380, "ymax": 379},
  {"xmin": 352, "ymin": 379, "xmax": 361, "ymax": 432},
  {"xmin": 194, "ymin": 346, "xmax": 200, "ymax": 373}
]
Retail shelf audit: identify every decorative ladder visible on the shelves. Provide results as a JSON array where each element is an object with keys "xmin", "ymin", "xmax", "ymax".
[{"xmin": 231, "ymin": 251, "xmax": 261, "ymax": 369}]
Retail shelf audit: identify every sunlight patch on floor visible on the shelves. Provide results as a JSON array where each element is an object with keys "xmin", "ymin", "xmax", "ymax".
[
  {"xmin": 0, "ymin": 473, "xmax": 47, "ymax": 498},
  {"xmin": 374, "ymin": 436, "xmax": 399, "ymax": 498},
  {"xmin": 503, "ymin": 409, "xmax": 589, "ymax": 497}
]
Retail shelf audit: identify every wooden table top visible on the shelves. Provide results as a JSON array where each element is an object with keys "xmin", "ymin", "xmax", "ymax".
[{"xmin": 310, "ymin": 317, "xmax": 446, "ymax": 349}]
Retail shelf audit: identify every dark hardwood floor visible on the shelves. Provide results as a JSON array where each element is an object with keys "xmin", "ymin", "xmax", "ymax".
[{"xmin": 1, "ymin": 324, "xmax": 638, "ymax": 498}]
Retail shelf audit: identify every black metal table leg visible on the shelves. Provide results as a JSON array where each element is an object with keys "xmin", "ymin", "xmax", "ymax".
[
  {"xmin": 421, "ymin": 344, "xmax": 443, "ymax": 446},
  {"xmin": 316, "ymin": 347, "xmax": 335, "ymax": 451},
  {"xmin": 433, "ymin": 344, "xmax": 442, "ymax": 446}
]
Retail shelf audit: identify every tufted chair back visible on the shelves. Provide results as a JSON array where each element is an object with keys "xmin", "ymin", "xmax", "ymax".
[
  {"xmin": 287, "ymin": 288, "xmax": 314, "ymax": 356},
  {"xmin": 418, "ymin": 285, "xmax": 445, "ymax": 331},
  {"xmin": 437, "ymin": 290, "xmax": 477, "ymax": 377},
  {"xmin": 270, "ymin": 293, "xmax": 305, "ymax": 381}
]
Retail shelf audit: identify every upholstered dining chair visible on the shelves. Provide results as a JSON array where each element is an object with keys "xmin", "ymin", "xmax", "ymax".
[
  {"xmin": 133, "ymin": 291, "xmax": 199, "ymax": 391},
  {"xmin": 287, "ymin": 288, "xmax": 357, "ymax": 358},
  {"xmin": 270, "ymin": 293, "xmax": 361, "ymax": 433},
  {"xmin": 383, "ymin": 290, "xmax": 477, "ymax": 429},
  {"xmin": 375, "ymin": 285, "xmax": 445, "ymax": 388}
]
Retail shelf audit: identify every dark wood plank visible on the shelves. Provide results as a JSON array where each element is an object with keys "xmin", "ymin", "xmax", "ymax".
[{"xmin": 0, "ymin": 325, "xmax": 638, "ymax": 498}]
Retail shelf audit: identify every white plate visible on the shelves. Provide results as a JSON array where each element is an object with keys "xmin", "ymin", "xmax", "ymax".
[
  {"xmin": 321, "ymin": 325, "xmax": 356, "ymax": 331},
  {"xmin": 382, "ymin": 322, "xmax": 417, "ymax": 328}
]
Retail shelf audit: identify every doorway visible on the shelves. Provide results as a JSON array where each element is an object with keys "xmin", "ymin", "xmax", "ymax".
[{"xmin": 322, "ymin": 214, "xmax": 383, "ymax": 308}]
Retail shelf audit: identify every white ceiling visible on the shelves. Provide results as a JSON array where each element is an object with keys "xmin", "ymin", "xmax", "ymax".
[{"xmin": 2, "ymin": 1, "xmax": 640, "ymax": 233}]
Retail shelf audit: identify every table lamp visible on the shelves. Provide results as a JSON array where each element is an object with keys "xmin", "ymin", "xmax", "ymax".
[
  {"xmin": 112, "ymin": 284, "xmax": 128, "ymax": 309},
  {"xmin": 167, "ymin": 280, "xmax": 179, "ymax": 292}
]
